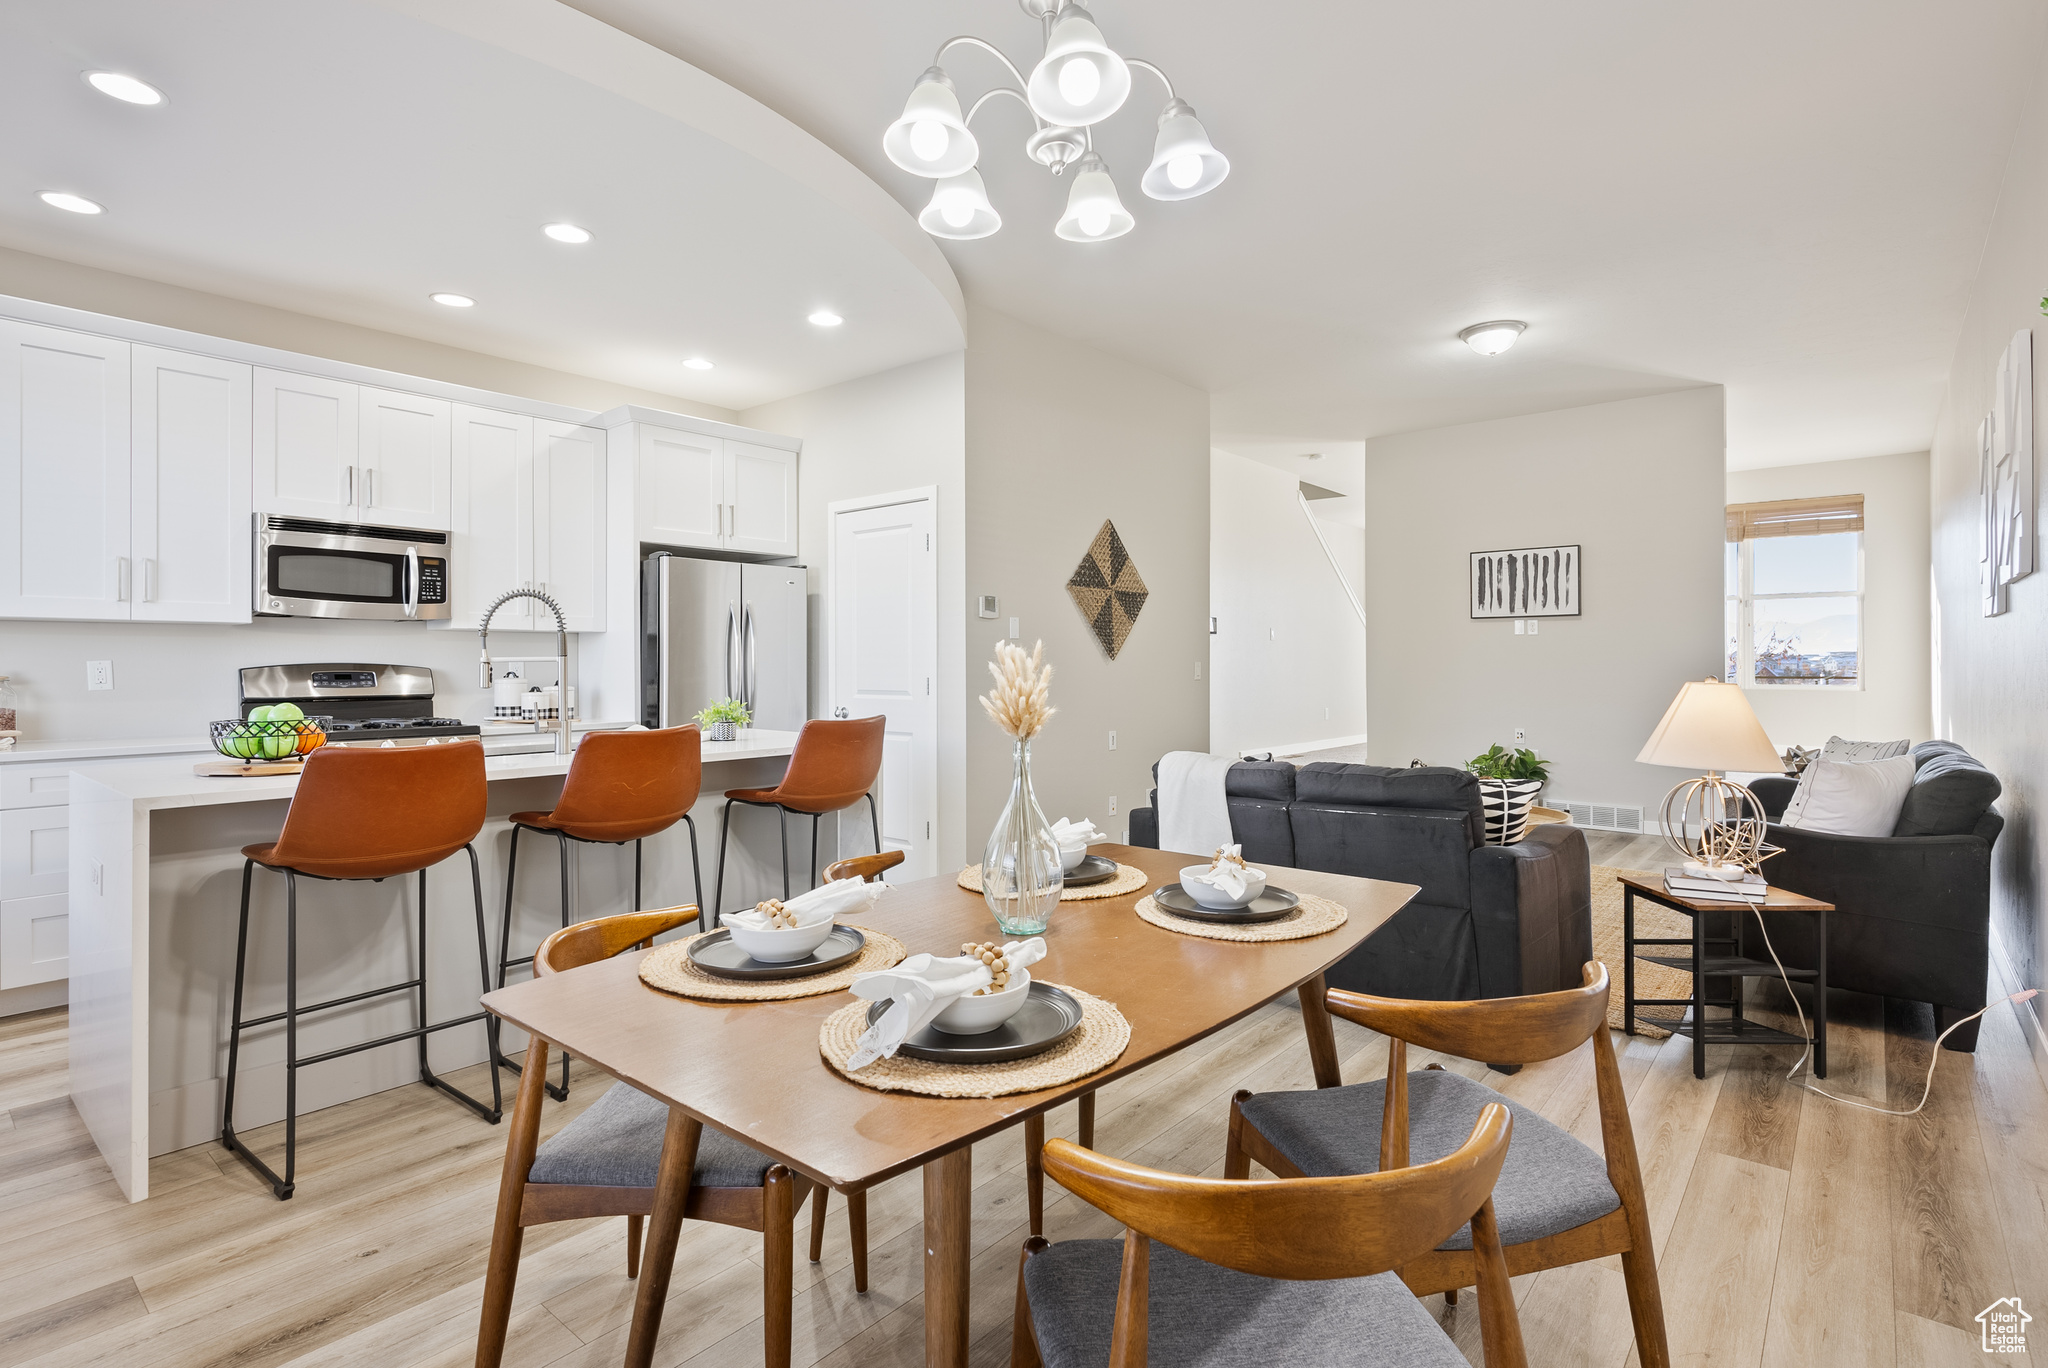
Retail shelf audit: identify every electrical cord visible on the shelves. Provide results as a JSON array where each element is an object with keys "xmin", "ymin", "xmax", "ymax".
[{"xmin": 1741, "ymin": 908, "xmax": 2037, "ymax": 1116}]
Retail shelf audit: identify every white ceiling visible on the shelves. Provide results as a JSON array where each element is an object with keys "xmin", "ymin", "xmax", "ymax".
[
  {"xmin": 0, "ymin": 0, "xmax": 964, "ymax": 411},
  {"xmin": 565, "ymin": 0, "xmax": 2048, "ymax": 468}
]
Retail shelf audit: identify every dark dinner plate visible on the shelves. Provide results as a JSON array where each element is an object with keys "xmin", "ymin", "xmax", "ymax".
[
  {"xmin": 864, "ymin": 981, "xmax": 1085, "ymax": 1063},
  {"xmin": 1152, "ymin": 884, "xmax": 1301, "ymax": 924},
  {"xmin": 688, "ymin": 925, "xmax": 867, "ymax": 980},
  {"xmin": 1062, "ymin": 854, "xmax": 1120, "ymax": 886}
]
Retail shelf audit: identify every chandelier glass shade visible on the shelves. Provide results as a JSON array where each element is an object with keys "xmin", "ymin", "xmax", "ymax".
[{"xmin": 887, "ymin": 1, "xmax": 1228, "ymax": 243}]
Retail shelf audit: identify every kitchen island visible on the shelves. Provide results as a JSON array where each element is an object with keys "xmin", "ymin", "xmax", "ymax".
[{"xmin": 67, "ymin": 730, "xmax": 831, "ymax": 1200}]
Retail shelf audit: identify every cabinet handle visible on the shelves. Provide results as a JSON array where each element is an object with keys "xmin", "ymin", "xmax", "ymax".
[
  {"xmin": 364, "ymin": 468, "xmax": 374, "ymax": 509},
  {"xmin": 144, "ymin": 559, "xmax": 157, "ymax": 603},
  {"xmin": 116, "ymin": 556, "xmax": 130, "ymax": 602}
]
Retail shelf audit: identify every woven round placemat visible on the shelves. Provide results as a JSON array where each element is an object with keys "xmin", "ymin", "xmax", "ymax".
[
  {"xmin": 955, "ymin": 862, "xmax": 1149, "ymax": 901},
  {"xmin": 818, "ymin": 984, "xmax": 1130, "ymax": 1098},
  {"xmin": 1133, "ymin": 891, "xmax": 1348, "ymax": 943},
  {"xmin": 638, "ymin": 926, "xmax": 906, "ymax": 1002}
]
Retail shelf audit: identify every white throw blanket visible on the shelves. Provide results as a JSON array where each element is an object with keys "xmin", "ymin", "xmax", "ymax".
[
  {"xmin": 845, "ymin": 938, "xmax": 1049, "ymax": 1069},
  {"xmin": 1186, "ymin": 843, "xmax": 1252, "ymax": 900},
  {"xmin": 1157, "ymin": 751, "xmax": 1236, "ymax": 856},
  {"xmin": 725, "ymin": 876, "xmax": 886, "ymax": 932},
  {"xmin": 1050, "ymin": 817, "xmax": 1104, "ymax": 851}
]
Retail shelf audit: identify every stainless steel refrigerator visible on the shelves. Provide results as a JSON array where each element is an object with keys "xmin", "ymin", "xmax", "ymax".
[{"xmin": 641, "ymin": 552, "xmax": 808, "ymax": 731}]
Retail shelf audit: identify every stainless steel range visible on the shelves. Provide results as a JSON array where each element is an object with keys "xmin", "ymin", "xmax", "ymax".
[{"xmin": 238, "ymin": 663, "xmax": 481, "ymax": 746}]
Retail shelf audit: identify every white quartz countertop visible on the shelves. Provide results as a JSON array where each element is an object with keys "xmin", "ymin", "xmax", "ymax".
[
  {"xmin": 65, "ymin": 728, "xmax": 802, "ymax": 810},
  {"xmin": 0, "ymin": 736, "xmax": 215, "ymax": 765}
]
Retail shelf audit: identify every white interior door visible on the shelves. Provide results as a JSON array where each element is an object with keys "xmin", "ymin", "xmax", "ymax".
[{"xmin": 831, "ymin": 494, "xmax": 937, "ymax": 880}]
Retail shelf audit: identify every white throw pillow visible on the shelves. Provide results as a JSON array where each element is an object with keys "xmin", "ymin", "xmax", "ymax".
[
  {"xmin": 1781, "ymin": 754, "xmax": 1916, "ymax": 837},
  {"xmin": 1785, "ymin": 735, "xmax": 1911, "ymax": 821}
]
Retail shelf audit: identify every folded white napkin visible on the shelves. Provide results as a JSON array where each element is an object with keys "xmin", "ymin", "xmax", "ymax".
[
  {"xmin": 725, "ymin": 876, "xmax": 886, "ymax": 932},
  {"xmin": 1050, "ymin": 817, "xmax": 1104, "ymax": 851},
  {"xmin": 845, "ymin": 938, "xmax": 1049, "ymax": 1069},
  {"xmin": 1187, "ymin": 843, "xmax": 1252, "ymax": 900}
]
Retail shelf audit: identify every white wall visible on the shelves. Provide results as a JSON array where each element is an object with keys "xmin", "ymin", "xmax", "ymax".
[
  {"xmin": 1929, "ymin": 31, "xmax": 2048, "ymax": 1041},
  {"xmin": 740, "ymin": 352, "xmax": 968, "ymax": 868},
  {"xmin": 1209, "ymin": 450, "xmax": 1368, "ymax": 756},
  {"xmin": 1727, "ymin": 451, "xmax": 1931, "ymax": 748},
  {"xmin": 1364, "ymin": 387, "xmax": 1727, "ymax": 817},
  {"xmin": 964, "ymin": 304, "xmax": 1210, "ymax": 843}
]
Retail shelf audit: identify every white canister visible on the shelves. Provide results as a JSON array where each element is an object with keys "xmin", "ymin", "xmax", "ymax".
[{"xmin": 492, "ymin": 672, "xmax": 525, "ymax": 719}]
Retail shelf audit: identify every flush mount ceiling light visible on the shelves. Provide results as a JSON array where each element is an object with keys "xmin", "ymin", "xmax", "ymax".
[
  {"xmin": 39, "ymin": 191, "xmax": 103, "ymax": 215},
  {"xmin": 1459, "ymin": 320, "xmax": 1526, "ymax": 356},
  {"xmin": 430, "ymin": 292, "xmax": 475, "ymax": 308},
  {"xmin": 85, "ymin": 71, "xmax": 165, "ymax": 105},
  {"xmin": 542, "ymin": 222, "xmax": 592, "ymax": 244},
  {"xmin": 886, "ymin": 0, "xmax": 1229, "ymax": 244},
  {"xmin": 807, "ymin": 310, "xmax": 844, "ymax": 327},
  {"xmin": 684, "ymin": 357, "xmax": 714, "ymax": 370}
]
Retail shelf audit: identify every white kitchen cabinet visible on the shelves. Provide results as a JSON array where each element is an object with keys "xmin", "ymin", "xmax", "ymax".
[
  {"xmin": 360, "ymin": 387, "xmax": 451, "ymax": 531},
  {"xmin": 0, "ymin": 320, "xmax": 132, "ymax": 620},
  {"xmin": 255, "ymin": 369, "xmax": 359, "ymax": 521},
  {"xmin": 0, "ymin": 894, "xmax": 67, "ymax": 990},
  {"xmin": 725, "ymin": 439, "xmax": 798, "ymax": 557},
  {"xmin": 131, "ymin": 347, "xmax": 253, "ymax": 624},
  {"xmin": 534, "ymin": 421, "xmax": 606, "ymax": 631},
  {"xmin": 636, "ymin": 424, "xmax": 724, "ymax": 549},
  {"xmin": 0, "ymin": 805, "xmax": 68, "ymax": 901},
  {"xmin": 447, "ymin": 404, "xmax": 534, "ymax": 632}
]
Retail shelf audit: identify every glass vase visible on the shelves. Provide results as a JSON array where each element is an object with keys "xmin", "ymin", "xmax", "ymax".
[{"xmin": 982, "ymin": 738, "xmax": 1063, "ymax": 935}]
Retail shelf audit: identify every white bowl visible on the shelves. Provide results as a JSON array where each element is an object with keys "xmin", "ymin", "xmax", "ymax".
[
  {"xmin": 1060, "ymin": 843, "xmax": 1089, "ymax": 872},
  {"xmin": 931, "ymin": 970, "xmax": 1032, "ymax": 1035},
  {"xmin": 1179, "ymin": 864, "xmax": 1268, "ymax": 910},
  {"xmin": 726, "ymin": 917, "xmax": 837, "ymax": 963}
]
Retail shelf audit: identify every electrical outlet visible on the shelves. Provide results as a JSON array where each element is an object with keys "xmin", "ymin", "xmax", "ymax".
[
  {"xmin": 1108, "ymin": 730, "xmax": 1117, "ymax": 751},
  {"xmin": 1108, "ymin": 796, "xmax": 1117, "ymax": 816},
  {"xmin": 1529, "ymin": 619, "xmax": 1539, "ymax": 635},
  {"xmin": 1009, "ymin": 616, "xmax": 1019, "ymax": 640},
  {"xmin": 86, "ymin": 660, "xmax": 113, "ymax": 691},
  {"xmin": 1324, "ymin": 707, "xmax": 1330, "ymax": 721},
  {"xmin": 1514, "ymin": 728, "xmax": 1526, "ymax": 741}
]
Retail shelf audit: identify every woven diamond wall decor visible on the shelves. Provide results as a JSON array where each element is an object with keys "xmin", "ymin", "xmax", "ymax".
[{"xmin": 1067, "ymin": 520, "xmax": 1149, "ymax": 659}]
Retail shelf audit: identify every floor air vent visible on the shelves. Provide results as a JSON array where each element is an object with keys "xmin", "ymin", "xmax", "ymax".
[{"xmin": 1559, "ymin": 801, "xmax": 1645, "ymax": 833}]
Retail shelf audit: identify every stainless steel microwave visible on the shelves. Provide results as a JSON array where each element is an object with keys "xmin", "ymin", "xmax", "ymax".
[{"xmin": 254, "ymin": 515, "xmax": 451, "ymax": 620}]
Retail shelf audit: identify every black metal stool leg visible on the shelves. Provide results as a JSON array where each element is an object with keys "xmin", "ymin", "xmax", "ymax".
[
  {"xmin": 867, "ymin": 792, "xmax": 881, "ymax": 854},
  {"xmin": 464, "ymin": 845, "xmax": 504, "ymax": 1121},
  {"xmin": 712, "ymin": 800, "xmax": 734, "ymax": 930},
  {"xmin": 549, "ymin": 832, "xmax": 572, "ymax": 1100},
  {"xmin": 777, "ymin": 806, "xmax": 791, "ymax": 900},
  {"xmin": 496, "ymin": 824, "xmax": 522, "ymax": 992},
  {"xmin": 684, "ymin": 813, "xmax": 704, "ymax": 929},
  {"xmin": 811, "ymin": 814, "xmax": 821, "ymax": 891},
  {"xmin": 634, "ymin": 838, "xmax": 643, "ymax": 912},
  {"xmin": 416, "ymin": 855, "xmax": 506, "ymax": 1122},
  {"xmin": 281, "ymin": 870, "xmax": 298, "ymax": 1198},
  {"xmin": 220, "ymin": 859, "xmax": 256, "ymax": 1157}
]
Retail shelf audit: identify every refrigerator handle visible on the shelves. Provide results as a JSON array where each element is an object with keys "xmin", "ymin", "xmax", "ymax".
[
  {"xmin": 725, "ymin": 604, "xmax": 737, "ymax": 701},
  {"xmin": 744, "ymin": 603, "xmax": 758, "ymax": 711}
]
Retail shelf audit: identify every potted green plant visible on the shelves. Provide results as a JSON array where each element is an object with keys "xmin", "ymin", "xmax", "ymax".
[
  {"xmin": 1466, "ymin": 744, "xmax": 1551, "ymax": 845},
  {"xmin": 695, "ymin": 697, "xmax": 751, "ymax": 742}
]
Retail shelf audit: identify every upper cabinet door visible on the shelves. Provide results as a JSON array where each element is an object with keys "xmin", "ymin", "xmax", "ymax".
[
  {"xmin": 255, "ymin": 369, "xmax": 358, "ymax": 521},
  {"xmin": 131, "ymin": 347, "xmax": 253, "ymax": 624},
  {"xmin": 534, "ymin": 421, "xmax": 607, "ymax": 632},
  {"xmin": 725, "ymin": 440, "xmax": 798, "ymax": 557},
  {"xmin": 0, "ymin": 321, "xmax": 131, "ymax": 620},
  {"xmin": 446, "ymin": 404, "xmax": 532, "ymax": 632},
  {"xmin": 636, "ymin": 425, "xmax": 723, "ymax": 549},
  {"xmin": 359, "ymin": 388, "xmax": 451, "ymax": 531}
]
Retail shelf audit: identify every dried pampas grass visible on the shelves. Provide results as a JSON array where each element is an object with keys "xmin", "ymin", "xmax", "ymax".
[{"xmin": 979, "ymin": 640, "xmax": 1055, "ymax": 739}]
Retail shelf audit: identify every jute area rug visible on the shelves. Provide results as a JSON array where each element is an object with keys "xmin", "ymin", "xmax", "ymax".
[{"xmin": 1590, "ymin": 865, "xmax": 1692, "ymax": 1038}]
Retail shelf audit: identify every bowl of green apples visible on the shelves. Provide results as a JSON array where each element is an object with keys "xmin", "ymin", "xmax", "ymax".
[{"xmin": 210, "ymin": 705, "xmax": 328, "ymax": 762}]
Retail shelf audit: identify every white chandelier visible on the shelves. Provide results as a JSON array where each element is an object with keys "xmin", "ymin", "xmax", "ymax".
[{"xmin": 884, "ymin": 0, "xmax": 1229, "ymax": 243}]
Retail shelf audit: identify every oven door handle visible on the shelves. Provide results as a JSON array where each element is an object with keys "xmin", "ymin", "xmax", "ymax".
[{"xmin": 403, "ymin": 546, "xmax": 420, "ymax": 619}]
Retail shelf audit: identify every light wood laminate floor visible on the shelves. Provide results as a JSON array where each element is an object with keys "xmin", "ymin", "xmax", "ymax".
[{"xmin": 0, "ymin": 964, "xmax": 2040, "ymax": 1367}]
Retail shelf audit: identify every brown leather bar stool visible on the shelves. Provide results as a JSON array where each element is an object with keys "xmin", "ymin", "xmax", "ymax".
[
  {"xmin": 221, "ymin": 741, "xmax": 501, "ymax": 1201},
  {"xmin": 494, "ymin": 725, "xmax": 703, "ymax": 1100},
  {"xmin": 711, "ymin": 716, "xmax": 885, "ymax": 927}
]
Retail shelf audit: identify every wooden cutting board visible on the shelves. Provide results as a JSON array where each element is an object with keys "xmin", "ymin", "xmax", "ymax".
[{"xmin": 193, "ymin": 759, "xmax": 307, "ymax": 777}]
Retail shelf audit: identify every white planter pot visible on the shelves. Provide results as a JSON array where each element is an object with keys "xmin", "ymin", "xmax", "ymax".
[{"xmin": 1477, "ymin": 778, "xmax": 1544, "ymax": 845}]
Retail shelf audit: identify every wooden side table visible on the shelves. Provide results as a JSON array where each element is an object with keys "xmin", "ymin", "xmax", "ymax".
[{"xmin": 1618, "ymin": 872, "xmax": 1830, "ymax": 1080}]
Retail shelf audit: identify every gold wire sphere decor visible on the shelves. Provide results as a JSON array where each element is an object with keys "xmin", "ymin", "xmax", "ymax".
[{"xmin": 1656, "ymin": 772, "xmax": 1780, "ymax": 880}]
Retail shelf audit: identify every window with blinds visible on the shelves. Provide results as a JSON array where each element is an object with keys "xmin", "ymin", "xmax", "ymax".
[{"xmin": 1725, "ymin": 494, "xmax": 1863, "ymax": 688}]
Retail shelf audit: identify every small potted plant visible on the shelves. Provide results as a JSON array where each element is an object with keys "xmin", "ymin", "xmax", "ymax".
[
  {"xmin": 695, "ymin": 697, "xmax": 751, "ymax": 742},
  {"xmin": 1466, "ymin": 744, "xmax": 1551, "ymax": 845}
]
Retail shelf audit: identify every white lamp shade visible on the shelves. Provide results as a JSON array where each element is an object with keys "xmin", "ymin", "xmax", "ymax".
[
  {"xmin": 918, "ymin": 169, "xmax": 1001, "ymax": 239},
  {"xmin": 1140, "ymin": 99, "xmax": 1230, "ymax": 200},
  {"xmin": 1636, "ymin": 680, "xmax": 1784, "ymax": 773},
  {"xmin": 1054, "ymin": 153, "xmax": 1134, "ymax": 242},
  {"xmin": 884, "ymin": 69, "xmax": 979, "ymax": 178},
  {"xmin": 1026, "ymin": 6, "xmax": 1130, "ymax": 126}
]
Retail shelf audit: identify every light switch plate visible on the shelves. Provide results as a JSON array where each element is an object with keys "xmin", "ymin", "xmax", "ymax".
[{"xmin": 1009, "ymin": 617, "xmax": 1020, "ymax": 640}]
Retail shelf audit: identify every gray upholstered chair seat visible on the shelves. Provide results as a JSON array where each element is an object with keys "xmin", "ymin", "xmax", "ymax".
[
  {"xmin": 528, "ymin": 1082, "xmax": 773, "ymax": 1189},
  {"xmin": 1025, "ymin": 1238, "xmax": 1465, "ymax": 1368},
  {"xmin": 1240, "ymin": 1068, "xmax": 1619, "ymax": 1249}
]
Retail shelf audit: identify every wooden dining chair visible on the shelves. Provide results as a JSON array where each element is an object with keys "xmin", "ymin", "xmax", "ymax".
[
  {"xmin": 1012, "ymin": 1106, "xmax": 1526, "ymax": 1368},
  {"xmin": 476, "ymin": 907, "xmax": 857, "ymax": 1368},
  {"xmin": 1226, "ymin": 961, "xmax": 1669, "ymax": 1368},
  {"xmin": 822, "ymin": 849, "xmax": 904, "ymax": 883}
]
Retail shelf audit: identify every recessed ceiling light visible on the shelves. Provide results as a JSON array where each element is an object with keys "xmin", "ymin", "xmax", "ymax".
[
  {"xmin": 39, "ymin": 192, "xmax": 103, "ymax": 215},
  {"xmin": 808, "ymin": 310, "xmax": 844, "ymax": 327},
  {"xmin": 542, "ymin": 222, "xmax": 592, "ymax": 244},
  {"xmin": 430, "ymin": 292, "xmax": 475, "ymax": 308},
  {"xmin": 684, "ymin": 358, "xmax": 714, "ymax": 370},
  {"xmin": 85, "ymin": 71, "xmax": 164, "ymax": 106},
  {"xmin": 1458, "ymin": 320, "xmax": 1526, "ymax": 356}
]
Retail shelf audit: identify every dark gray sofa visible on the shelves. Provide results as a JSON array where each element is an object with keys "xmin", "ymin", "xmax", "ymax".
[
  {"xmin": 1749, "ymin": 740, "xmax": 2003, "ymax": 1051},
  {"xmin": 1130, "ymin": 762, "xmax": 1592, "ymax": 1003}
]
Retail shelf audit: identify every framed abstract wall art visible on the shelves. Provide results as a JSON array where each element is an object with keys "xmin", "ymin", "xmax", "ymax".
[{"xmin": 1471, "ymin": 544, "xmax": 1580, "ymax": 618}]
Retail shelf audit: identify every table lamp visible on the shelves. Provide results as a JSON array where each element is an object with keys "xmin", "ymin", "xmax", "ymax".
[{"xmin": 1636, "ymin": 678, "xmax": 1786, "ymax": 880}]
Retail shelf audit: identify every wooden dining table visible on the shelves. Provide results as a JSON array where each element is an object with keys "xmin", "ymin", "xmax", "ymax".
[{"xmin": 479, "ymin": 843, "xmax": 1418, "ymax": 1368}]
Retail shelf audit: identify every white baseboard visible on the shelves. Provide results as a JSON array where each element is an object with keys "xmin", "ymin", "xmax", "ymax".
[
  {"xmin": 1989, "ymin": 921, "xmax": 2048, "ymax": 1095},
  {"xmin": 1261, "ymin": 732, "xmax": 1370, "ymax": 759}
]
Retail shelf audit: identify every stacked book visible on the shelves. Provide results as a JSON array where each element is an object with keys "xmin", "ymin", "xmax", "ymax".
[{"xmin": 1663, "ymin": 866, "xmax": 1766, "ymax": 903}]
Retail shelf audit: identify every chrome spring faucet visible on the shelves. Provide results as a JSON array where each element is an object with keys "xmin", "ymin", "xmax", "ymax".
[{"xmin": 479, "ymin": 588, "xmax": 572, "ymax": 755}]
